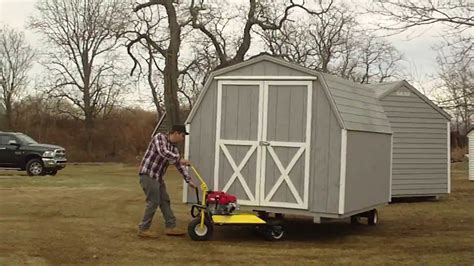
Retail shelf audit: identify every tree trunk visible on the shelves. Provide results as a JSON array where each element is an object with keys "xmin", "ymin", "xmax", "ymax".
[{"xmin": 163, "ymin": 1, "xmax": 181, "ymax": 126}]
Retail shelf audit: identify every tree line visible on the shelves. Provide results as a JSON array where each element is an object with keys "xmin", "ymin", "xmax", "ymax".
[{"xmin": 0, "ymin": 0, "xmax": 472, "ymax": 162}]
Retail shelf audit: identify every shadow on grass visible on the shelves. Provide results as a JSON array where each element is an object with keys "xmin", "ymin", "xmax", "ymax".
[
  {"xmin": 206, "ymin": 216, "xmax": 373, "ymax": 243},
  {"xmin": 390, "ymin": 196, "xmax": 442, "ymax": 204}
]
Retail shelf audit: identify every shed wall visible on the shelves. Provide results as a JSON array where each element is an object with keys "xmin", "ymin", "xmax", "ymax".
[
  {"xmin": 344, "ymin": 131, "xmax": 391, "ymax": 213},
  {"xmin": 380, "ymin": 85, "xmax": 449, "ymax": 196},
  {"xmin": 187, "ymin": 81, "xmax": 218, "ymax": 199},
  {"xmin": 310, "ymin": 80, "xmax": 342, "ymax": 214}
]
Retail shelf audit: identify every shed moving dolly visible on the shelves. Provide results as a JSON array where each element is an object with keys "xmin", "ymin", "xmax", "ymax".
[{"xmin": 187, "ymin": 166, "xmax": 284, "ymax": 241}]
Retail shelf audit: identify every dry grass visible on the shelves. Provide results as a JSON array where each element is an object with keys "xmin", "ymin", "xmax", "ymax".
[{"xmin": 1, "ymin": 163, "xmax": 473, "ymax": 265}]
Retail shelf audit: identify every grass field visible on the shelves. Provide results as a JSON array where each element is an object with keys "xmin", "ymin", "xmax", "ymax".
[{"xmin": 1, "ymin": 162, "xmax": 473, "ymax": 265}]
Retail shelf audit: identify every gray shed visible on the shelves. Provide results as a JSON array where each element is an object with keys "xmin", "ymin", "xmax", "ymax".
[
  {"xmin": 368, "ymin": 81, "xmax": 451, "ymax": 198},
  {"xmin": 183, "ymin": 55, "xmax": 392, "ymax": 222}
]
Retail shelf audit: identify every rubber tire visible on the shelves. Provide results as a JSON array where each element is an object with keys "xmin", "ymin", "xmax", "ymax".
[
  {"xmin": 368, "ymin": 209, "xmax": 378, "ymax": 226},
  {"xmin": 188, "ymin": 217, "xmax": 213, "ymax": 241},
  {"xmin": 264, "ymin": 225, "xmax": 285, "ymax": 241},
  {"xmin": 26, "ymin": 159, "xmax": 45, "ymax": 176}
]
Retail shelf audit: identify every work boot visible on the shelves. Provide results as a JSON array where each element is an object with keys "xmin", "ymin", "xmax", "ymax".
[
  {"xmin": 165, "ymin": 227, "xmax": 186, "ymax": 236},
  {"xmin": 138, "ymin": 229, "xmax": 159, "ymax": 238}
]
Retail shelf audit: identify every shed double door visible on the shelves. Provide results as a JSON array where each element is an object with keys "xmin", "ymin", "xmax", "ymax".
[{"xmin": 214, "ymin": 80, "xmax": 312, "ymax": 209}]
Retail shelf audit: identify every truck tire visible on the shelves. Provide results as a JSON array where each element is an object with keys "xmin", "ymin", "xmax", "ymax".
[{"xmin": 26, "ymin": 159, "xmax": 45, "ymax": 176}]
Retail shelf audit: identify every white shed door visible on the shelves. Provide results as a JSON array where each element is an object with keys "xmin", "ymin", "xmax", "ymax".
[
  {"xmin": 260, "ymin": 81, "xmax": 312, "ymax": 209},
  {"xmin": 214, "ymin": 81, "xmax": 263, "ymax": 205},
  {"xmin": 214, "ymin": 80, "xmax": 312, "ymax": 209}
]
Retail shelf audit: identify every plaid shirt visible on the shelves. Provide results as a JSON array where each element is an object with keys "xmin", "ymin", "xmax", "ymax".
[{"xmin": 139, "ymin": 132, "xmax": 191, "ymax": 183}]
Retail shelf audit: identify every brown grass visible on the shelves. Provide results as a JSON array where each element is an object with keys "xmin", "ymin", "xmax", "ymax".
[{"xmin": 0, "ymin": 163, "xmax": 473, "ymax": 265}]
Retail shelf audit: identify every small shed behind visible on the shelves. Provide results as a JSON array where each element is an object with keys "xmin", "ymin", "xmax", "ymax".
[
  {"xmin": 468, "ymin": 130, "xmax": 474, "ymax": 181},
  {"xmin": 369, "ymin": 81, "xmax": 451, "ymax": 197}
]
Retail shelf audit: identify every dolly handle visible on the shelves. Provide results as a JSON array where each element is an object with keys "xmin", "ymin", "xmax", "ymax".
[
  {"xmin": 195, "ymin": 187, "xmax": 200, "ymax": 204},
  {"xmin": 190, "ymin": 165, "xmax": 208, "ymax": 192}
]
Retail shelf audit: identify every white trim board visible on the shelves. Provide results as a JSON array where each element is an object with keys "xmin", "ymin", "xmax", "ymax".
[
  {"xmin": 215, "ymin": 76, "xmax": 318, "ymax": 80},
  {"xmin": 338, "ymin": 129, "xmax": 348, "ymax": 214},
  {"xmin": 447, "ymin": 121, "xmax": 451, "ymax": 191},
  {"xmin": 182, "ymin": 123, "xmax": 190, "ymax": 203}
]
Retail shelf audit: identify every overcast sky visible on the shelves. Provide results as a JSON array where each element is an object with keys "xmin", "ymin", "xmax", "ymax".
[{"xmin": 0, "ymin": 0, "xmax": 447, "ymax": 106}]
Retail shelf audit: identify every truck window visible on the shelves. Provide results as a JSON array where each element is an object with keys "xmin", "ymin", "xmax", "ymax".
[{"xmin": 0, "ymin": 135, "xmax": 17, "ymax": 145}]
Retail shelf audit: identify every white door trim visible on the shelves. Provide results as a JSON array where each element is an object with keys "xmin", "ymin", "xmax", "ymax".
[
  {"xmin": 260, "ymin": 80, "xmax": 312, "ymax": 209},
  {"xmin": 220, "ymin": 143, "xmax": 258, "ymax": 202}
]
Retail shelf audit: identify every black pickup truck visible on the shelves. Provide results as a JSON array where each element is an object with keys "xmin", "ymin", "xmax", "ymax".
[{"xmin": 0, "ymin": 132, "xmax": 67, "ymax": 176}]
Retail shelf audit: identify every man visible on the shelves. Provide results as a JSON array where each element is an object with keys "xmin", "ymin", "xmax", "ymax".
[{"xmin": 137, "ymin": 124, "xmax": 196, "ymax": 238}]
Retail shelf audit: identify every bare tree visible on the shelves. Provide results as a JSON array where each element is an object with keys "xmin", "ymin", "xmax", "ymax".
[
  {"xmin": 127, "ymin": 0, "xmax": 192, "ymax": 126},
  {"xmin": 257, "ymin": 3, "xmax": 352, "ymax": 72},
  {"xmin": 356, "ymin": 34, "xmax": 404, "ymax": 84},
  {"xmin": 0, "ymin": 26, "xmax": 35, "ymax": 130},
  {"xmin": 370, "ymin": 0, "xmax": 473, "ymax": 34},
  {"xmin": 189, "ymin": 0, "xmax": 334, "ymax": 70},
  {"xmin": 30, "ymin": 0, "xmax": 131, "ymax": 153},
  {"xmin": 435, "ymin": 36, "xmax": 473, "ymax": 132},
  {"xmin": 255, "ymin": 2, "xmax": 403, "ymax": 84}
]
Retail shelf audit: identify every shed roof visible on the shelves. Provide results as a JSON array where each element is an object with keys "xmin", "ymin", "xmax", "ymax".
[
  {"xmin": 186, "ymin": 55, "xmax": 392, "ymax": 134},
  {"xmin": 367, "ymin": 80, "xmax": 451, "ymax": 120}
]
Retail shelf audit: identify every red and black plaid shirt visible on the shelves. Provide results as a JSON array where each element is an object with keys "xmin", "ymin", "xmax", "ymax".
[{"xmin": 138, "ymin": 133, "xmax": 191, "ymax": 183}]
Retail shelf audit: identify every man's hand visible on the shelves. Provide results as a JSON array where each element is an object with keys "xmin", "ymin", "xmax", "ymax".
[
  {"xmin": 179, "ymin": 159, "xmax": 190, "ymax": 166},
  {"xmin": 188, "ymin": 180, "xmax": 198, "ymax": 189}
]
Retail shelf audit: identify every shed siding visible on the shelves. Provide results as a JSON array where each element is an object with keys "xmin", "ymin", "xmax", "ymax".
[
  {"xmin": 187, "ymin": 81, "xmax": 217, "ymax": 201},
  {"xmin": 344, "ymin": 131, "xmax": 391, "ymax": 213},
  {"xmin": 380, "ymin": 85, "xmax": 448, "ymax": 196},
  {"xmin": 310, "ymin": 80, "xmax": 341, "ymax": 214},
  {"xmin": 223, "ymin": 61, "xmax": 312, "ymax": 77}
]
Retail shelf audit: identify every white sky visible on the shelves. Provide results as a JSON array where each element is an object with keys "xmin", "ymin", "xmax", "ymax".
[{"xmin": 0, "ymin": 0, "xmax": 448, "ymax": 107}]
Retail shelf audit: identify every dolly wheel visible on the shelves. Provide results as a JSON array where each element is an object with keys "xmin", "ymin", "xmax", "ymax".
[
  {"xmin": 264, "ymin": 225, "xmax": 285, "ymax": 241},
  {"xmin": 368, "ymin": 209, "xmax": 378, "ymax": 226},
  {"xmin": 188, "ymin": 217, "xmax": 213, "ymax": 241}
]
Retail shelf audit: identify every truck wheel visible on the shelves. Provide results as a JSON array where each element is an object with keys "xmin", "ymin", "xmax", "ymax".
[
  {"xmin": 188, "ymin": 217, "xmax": 213, "ymax": 241},
  {"xmin": 368, "ymin": 209, "xmax": 378, "ymax": 226},
  {"xmin": 26, "ymin": 159, "xmax": 45, "ymax": 176}
]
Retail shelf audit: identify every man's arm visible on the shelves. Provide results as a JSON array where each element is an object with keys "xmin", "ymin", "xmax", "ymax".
[
  {"xmin": 175, "ymin": 161, "xmax": 192, "ymax": 183},
  {"xmin": 154, "ymin": 134, "xmax": 180, "ymax": 163}
]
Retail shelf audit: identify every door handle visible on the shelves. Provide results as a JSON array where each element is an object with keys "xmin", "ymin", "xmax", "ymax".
[
  {"xmin": 0, "ymin": 147, "xmax": 6, "ymax": 150},
  {"xmin": 259, "ymin": 141, "xmax": 270, "ymax": 146}
]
